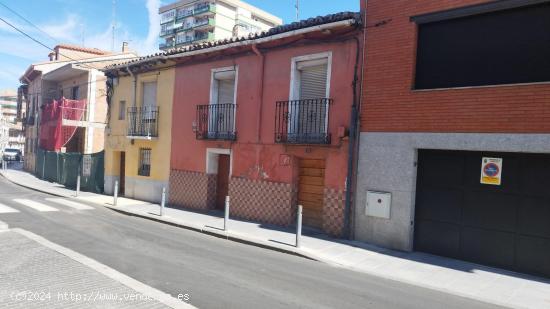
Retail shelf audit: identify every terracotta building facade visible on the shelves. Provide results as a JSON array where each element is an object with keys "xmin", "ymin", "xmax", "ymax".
[
  {"xmin": 356, "ymin": 0, "xmax": 550, "ymax": 278},
  {"xmin": 163, "ymin": 13, "xmax": 362, "ymax": 236}
]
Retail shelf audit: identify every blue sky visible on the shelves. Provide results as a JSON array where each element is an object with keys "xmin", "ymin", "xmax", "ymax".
[{"xmin": 0, "ymin": 0, "xmax": 359, "ymax": 91}]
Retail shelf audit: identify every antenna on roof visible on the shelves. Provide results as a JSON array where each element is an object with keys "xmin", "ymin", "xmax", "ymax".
[
  {"xmin": 80, "ymin": 23, "xmax": 85, "ymax": 47},
  {"xmin": 111, "ymin": 0, "xmax": 116, "ymax": 51},
  {"xmin": 295, "ymin": 0, "xmax": 299, "ymax": 21}
]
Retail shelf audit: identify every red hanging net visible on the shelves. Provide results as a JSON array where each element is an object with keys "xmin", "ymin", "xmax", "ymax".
[{"xmin": 39, "ymin": 98, "xmax": 87, "ymax": 151}]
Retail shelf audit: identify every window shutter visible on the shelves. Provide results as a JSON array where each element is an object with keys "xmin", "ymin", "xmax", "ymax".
[
  {"xmin": 142, "ymin": 82, "xmax": 157, "ymax": 108},
  {"xmin": 299, "ymin": 64, "xmax": 328, "ymax": 100},
  {"xmin": 217, "ymin": 79, "xmax": 235, "ymax": 105}
]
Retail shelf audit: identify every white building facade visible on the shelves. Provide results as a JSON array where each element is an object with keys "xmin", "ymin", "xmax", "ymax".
[{"xmin": 159, "ymin": 0, "xmax": 282, "ymax": 50}]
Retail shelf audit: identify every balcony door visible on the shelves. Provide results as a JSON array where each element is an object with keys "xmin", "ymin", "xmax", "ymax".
[
  {"xmin": 142, "ymin": 81, "xmax": 157, "ymax": 136},
  {"xmin": 209, "ymin": 68, "xmax": 236, "ymax": 139},
  {"xmin": 289, "ymin": 53, "xmax": 331, "ymax": 143}
]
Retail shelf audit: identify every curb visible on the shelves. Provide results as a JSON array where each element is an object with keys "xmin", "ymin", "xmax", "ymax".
[
  {"xmin": 104, "ymin": 205, "xmax": 318, "ymax": 261},
  {"xmin": 0, "ymin": 171, "xmax": 69, "ymax": 199}
]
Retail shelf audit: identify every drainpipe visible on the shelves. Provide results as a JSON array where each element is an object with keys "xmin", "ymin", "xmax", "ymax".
[
  {"xmin": 344, "ymin": 36, "xmax": 362, "ymax": 240},
  {"xmin": 252, "ymin": 44, "xmax": 265, "ymax": 177},
  {"xmin": 126, "ymin": 65, "xmax": 137, "ymax": 108}
]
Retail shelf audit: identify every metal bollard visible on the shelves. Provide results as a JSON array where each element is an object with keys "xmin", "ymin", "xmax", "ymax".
[
  {"xmin": 224, "ymin": 196, "xmax": 230, "ymax": 231},
  {"xmin": 113, "ymin": 181, "xmax": 118, "ymax": 206},
  {"xmin": 296, "ymin": 205, "xmax": 303, "ymax": 248},
  {"xmin": 76, "ymin": 175, "xmax": 80, "ymax": 197},
  {"xmin": 160, "ymin": 187, "xmax": 166, "ymax": 216}
]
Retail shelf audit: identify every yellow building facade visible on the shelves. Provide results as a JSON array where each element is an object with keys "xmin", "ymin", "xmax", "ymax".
[{"xmin": 104, "ymin": 64, "xmax": 175, "ymax": 203}]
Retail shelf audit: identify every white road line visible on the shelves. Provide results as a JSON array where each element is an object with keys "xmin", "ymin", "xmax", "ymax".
[
  {"xmin": 13, "ymin": 199, "xmax": 59, "ymax": 212},
  {"xmin": 45, "ymin": 198, "xmax": 94, "ymax": 210},
  {"xmin": 0, "ymin": 203, "xmax": 19, "ymax": 214}
]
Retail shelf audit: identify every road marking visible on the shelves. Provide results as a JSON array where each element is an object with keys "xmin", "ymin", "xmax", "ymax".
[
  {"xmin": 45, "ymin": 198, "xmax": 94, "ymax": 210},
  {"xmin": 0, "ymin": 203, "xmax": 19, "ymax": 213},
  {"xmin": 13, "ymin": 199, "xmax": 59, "ymax": 212}
]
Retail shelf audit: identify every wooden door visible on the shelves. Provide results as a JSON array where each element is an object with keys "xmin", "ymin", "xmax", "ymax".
[
  {"xmin": 216, "ymin": 154, "xmax": 230, "ymax": 210},
  {"xmin": 298, "ymin": 159, "xmax": 325, "ymax": 229},
  {"xmin": 119, "ymin": 152, "xmax": 125, "ymax": 195}
]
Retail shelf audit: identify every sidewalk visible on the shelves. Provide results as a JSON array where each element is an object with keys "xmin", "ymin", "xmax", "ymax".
[
  {"xmin": 2, "ymin": 166, "xmax": 550, "ymax": 309},
  {"xmin": 0, "ymin": 224, "xmax": 192, "ymax": 308}
]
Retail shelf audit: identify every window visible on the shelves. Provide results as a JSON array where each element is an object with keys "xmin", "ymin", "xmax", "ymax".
[
  {"xmin": 161, "ymin": 10, "xmax": 175, "ymax": 24},
  {"xmin": 208, "ymin": 68, "xmax": 236, "ymax": 136},
  {"xmin": 118, "ymin": 100, "xmax": 126, "ymax": 120},
  {"xmin": 138, "ymin": 148, "xmax": 151, "ymax": 176},
  {"xmin": 71, "ymin": 86, "xmax": 79, "ymax": 100},
  {"xmin": 142, "ymin": 82, "xmax": 157, "ymax": 119},
  {"xmin": 286, "ymin": 53, "xmax": 332, "ymax": 142},
  {"xmin": 212, "ymin": 70, "xmax": 236, "ymax": 105},
  {"xmin": 414, "ymin": 2, "xmax": 550, "ymax": 89}
]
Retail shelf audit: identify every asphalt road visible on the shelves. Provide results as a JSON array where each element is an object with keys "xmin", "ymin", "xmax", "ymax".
[{"xmin": 0, "ymin": 176, "xmax": 506, "ymax": 309}]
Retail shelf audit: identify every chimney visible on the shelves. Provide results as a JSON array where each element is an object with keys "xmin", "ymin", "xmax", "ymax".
[{"xmin": 122, "ymin": 41, "xmax": 129, "ymax": 53}]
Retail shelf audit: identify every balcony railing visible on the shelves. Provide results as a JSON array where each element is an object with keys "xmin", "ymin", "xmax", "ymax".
[
  {"xmin": 194, "ymin": 3, "xmax": 216, "ymax": 15},
  {"xmin": 196, "ymin": 103, "xmax": 236, "ymax": 140},
  {"xmin": 127, "ymin": 106, "xmax": 159, "ymax": 138},
  {"xmin": 275, "ymin": 98, "xmax": 333, "ymax": 144},
  {"xmin": 159, "ymin": 42, "xmax": 175, "ymax": 49},
  {"xmin": 160, "ymin": 28, "xmax": 175, "ymax": 36}
]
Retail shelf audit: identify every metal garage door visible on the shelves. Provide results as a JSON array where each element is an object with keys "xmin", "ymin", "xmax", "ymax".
[{"xmin": 414, "ymin": 150, "xmax": 550, "ymax": 278}]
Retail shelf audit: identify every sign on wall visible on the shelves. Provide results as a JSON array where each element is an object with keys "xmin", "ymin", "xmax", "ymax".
[{"xmin": 480, "ymin": 157, "xmax": 503, "ymax": 185}]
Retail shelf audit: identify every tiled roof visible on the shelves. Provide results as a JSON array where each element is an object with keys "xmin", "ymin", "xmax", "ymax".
[
  {"xmin": 55, "ymin": 44, "xmax": 111, "ymax": 55},
  {"xmin": 104, "ymin": 11, "xmax": 361, "ymax": 72}
]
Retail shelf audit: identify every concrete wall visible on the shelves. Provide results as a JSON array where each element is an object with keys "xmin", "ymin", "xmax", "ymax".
[
  {"xmin": 355, "ymin": 132, "xmax": 550, "ymax": 251},
  {"xmin": 104, "ymin": 68, "xmax": 175, "ymax": 203}
]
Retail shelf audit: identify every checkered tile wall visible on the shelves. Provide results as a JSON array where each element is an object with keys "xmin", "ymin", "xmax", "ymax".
[
  {"xmin": 169, "ymin": 169, "xmax": 216, "ymax": 210},
  {"xmin": 229, "ymin": 177, "xmax": 296, "ymax": 226},
  {"xmin": 322, "ymin": 187, "xmax": 346, "ymax": 237}
]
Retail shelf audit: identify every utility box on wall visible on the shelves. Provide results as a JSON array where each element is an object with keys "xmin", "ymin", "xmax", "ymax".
[{"xmin": 366, "ymin": 191, "xmax": 391, "ymax": 219}]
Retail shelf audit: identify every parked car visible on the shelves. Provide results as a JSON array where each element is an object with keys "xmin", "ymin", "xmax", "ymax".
[{"xmin": 2, "ymin": 148, "xmax": 22, "ymax": 161}]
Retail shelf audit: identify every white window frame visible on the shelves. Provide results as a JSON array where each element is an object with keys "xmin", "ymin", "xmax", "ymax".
[
  {"xmin": 208, "ymin": 66, "xmax": 238, "ymax": 133},
  {"xmin": 209, "ymin": 66, "xmax": 238, "ymax": 105},
  {"xmin": 288, "ymin": 52, "xmax": 332, "ymax": 136},
  {"xmin": 289, "ymin": 51, "xmax": 332, "ymax": 101}
]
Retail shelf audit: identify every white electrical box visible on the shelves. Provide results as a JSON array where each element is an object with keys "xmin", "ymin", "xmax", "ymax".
[{"xmin": 366, "ymin": 191, "xmax": 391, "ymax": 219}]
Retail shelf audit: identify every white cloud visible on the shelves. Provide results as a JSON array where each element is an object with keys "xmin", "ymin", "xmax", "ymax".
[
  {"xmin": 39, "ymin": 14, "xmax": 79, "ymax": 42},
  {"xmin": 0, "ymin": 0, "xmax": 160, "ymax": 88}
]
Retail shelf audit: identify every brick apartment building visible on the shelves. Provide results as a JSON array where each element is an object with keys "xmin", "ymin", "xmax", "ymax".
[{"xmin": 356, "ymin": 0, "xmax": 550, "ymax": 278}]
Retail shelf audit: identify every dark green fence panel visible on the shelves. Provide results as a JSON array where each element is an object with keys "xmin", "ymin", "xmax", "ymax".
[{"xmin": 35, "ymin": 149, "xmax": 104, "ymax": 194}]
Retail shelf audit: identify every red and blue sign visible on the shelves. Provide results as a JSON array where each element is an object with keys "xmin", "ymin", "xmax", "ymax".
[{"xmin": 481, "ymin": 157, "xmax": 503, "ymax": 185}]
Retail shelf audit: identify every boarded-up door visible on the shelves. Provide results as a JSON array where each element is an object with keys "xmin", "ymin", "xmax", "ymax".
[{"xmin": 298, "ymin": 159, "xmax": 325, "ymax": 229}]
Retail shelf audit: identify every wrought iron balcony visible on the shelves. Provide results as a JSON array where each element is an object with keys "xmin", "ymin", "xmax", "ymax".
[
  {"xmin": 196, "ymin": 103, "xmax": 236, "ymax": 140},
  {"xmin": 127, "ymin": 106, "xmax": 159, "ymax": 138},
  {"xmin": 275, "ymin": 98, "xmax": 333, "ymax": 144}
]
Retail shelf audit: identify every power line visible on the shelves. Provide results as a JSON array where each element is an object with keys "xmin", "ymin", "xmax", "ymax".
[
  {"xmin": 0, "ymin": 1, "xmax": 59, "ymax": 44},
  {"xmin": 0, "ymin": 15, "xmax": 101, "ymax": 71},
  {"xmin": 0, "ymin": 2, "xmax": 145, "ymax": 80}
]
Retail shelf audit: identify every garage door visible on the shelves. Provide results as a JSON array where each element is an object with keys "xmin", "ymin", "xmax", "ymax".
[{"xmin": 415, "ymin": 150, "xmax": 550, "ymax": 278}]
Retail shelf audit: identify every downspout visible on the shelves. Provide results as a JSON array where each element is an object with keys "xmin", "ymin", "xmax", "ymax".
[
  {"xmin": 126, "ymin": 65, "xmax": 137, "ymax": 108},
  {"xmin": 344, "ymin": 35, "xmax": 362, "ymax": 240},
  {"xmin": 252, "ymin": 44, "xmax": 265, "ymax": 177}
]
